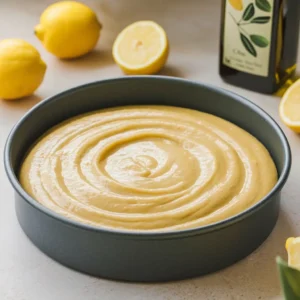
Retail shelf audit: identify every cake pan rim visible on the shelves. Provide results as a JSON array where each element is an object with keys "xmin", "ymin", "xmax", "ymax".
[{"xmin": 4, "ymin": 76, "xmax": 291, "ymax": 239}]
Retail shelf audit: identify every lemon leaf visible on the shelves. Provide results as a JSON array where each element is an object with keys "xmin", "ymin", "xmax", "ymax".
[
  {"xmin": 277, "ymin": 257, "xmax": 300, "ymax": 300},
  {"xmin": 251, "ymin": 16, "xmax": 271, "ymax": 24},
  {"xmin": 240, "ymin": 33, "xmax": 257, "ymax": 57},
  {"xmin": 243, "ymin": 4, "xmax": 255, "ymax": 21},
  {"xmin": 255, "ymin": 0, "xmax": 272, "ymax": 12},
  {"xmin": 250, "ymin": 35, "xmax": 269, "ymax": 48}
]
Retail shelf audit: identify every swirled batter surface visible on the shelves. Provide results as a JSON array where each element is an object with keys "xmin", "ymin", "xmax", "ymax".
[{"xmin": 20, "ymin": 106, "xmax": 277, "ymax": 231}]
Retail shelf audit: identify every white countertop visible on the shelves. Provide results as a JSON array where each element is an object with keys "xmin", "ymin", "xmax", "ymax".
[{"xmin": 1, "ymin": 1, "xmax": 300, "ymax": 299}]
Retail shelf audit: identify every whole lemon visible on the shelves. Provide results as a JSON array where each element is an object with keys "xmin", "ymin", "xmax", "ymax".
[
  {"xmin": 35, "ymin": 1, "xmax": 102, "ymax": 59},
  {"xmin": 0, "ymin": 39, "xmax": 46, "ymax": 100}
]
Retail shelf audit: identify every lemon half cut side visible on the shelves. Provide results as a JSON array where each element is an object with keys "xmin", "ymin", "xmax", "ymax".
[{"xmin": 113, "ymin": 21, "xmax": 169, "ymax": 75}]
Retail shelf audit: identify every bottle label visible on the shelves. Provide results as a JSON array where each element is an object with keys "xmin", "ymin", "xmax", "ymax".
[{"xmin": 223, "ymin": 0, "xmax": 274, "ymax": 77}]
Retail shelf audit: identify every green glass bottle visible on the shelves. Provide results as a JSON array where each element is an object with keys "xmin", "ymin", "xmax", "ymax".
[{"xmin": 219, "ymin": 0, "xmax": 300, "ymax": 94}]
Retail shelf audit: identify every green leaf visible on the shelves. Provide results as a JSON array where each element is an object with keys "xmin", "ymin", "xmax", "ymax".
[
  {"xmin": 251, "ymin": 16, "xmax": 271, "ymax": 23},
  {"xmin": 277, "ymin": 257, "xmax": 300, "ymax": 300},
  {"xmin": 240, "ymin": 33, "xmax": 257, "ymax": 57},
  {"xmin": 243, "ymin": 3, "xmax": 255, "ymax": 21},
  {"xmin": 255, "ymin": 0, "xmax": 272, "ymax": 12},
  {"xmin": 250, "ymin": 35, "xmax": 269, "ymax": 47}
]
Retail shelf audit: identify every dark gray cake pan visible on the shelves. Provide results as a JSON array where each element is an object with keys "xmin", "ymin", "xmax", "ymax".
[{"xmin": 4, "ymin": 76, "xmax": 291, "ymax": 282}]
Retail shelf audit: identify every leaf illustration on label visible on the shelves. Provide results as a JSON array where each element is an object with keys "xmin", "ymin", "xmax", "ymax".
[
  {"xmin": 255, "ymin": 0, "xmax": 271, "ymax": 12},
  {"xmin": 240, "ymin": 33, "xmax": 257, "ymax": 57},
  {"xmin": 251, "ymin": 16, "xmax": 271, "ymax": 23},
  {"xmin": 250, "ymin": 35, "xmax": 269, "ymax": 47},
  {"xmin": 243, "ymin": 3, "xmax": 255, "ymax": 21}
]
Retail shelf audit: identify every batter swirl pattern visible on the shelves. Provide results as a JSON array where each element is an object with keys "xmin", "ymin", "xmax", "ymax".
[{"xmin": 20, "ymin": 106, "xmax": 277, "ymax": 231}]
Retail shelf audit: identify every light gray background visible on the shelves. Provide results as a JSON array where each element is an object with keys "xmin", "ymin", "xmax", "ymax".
[{"xmin": 0, "ymin": 1, "xmax": 299, "ymax": 299}]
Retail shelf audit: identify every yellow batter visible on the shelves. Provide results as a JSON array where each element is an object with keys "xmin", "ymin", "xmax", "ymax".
[{"xmin": 19, "ymin": 106, "xmax": 277, "ymax": 231}]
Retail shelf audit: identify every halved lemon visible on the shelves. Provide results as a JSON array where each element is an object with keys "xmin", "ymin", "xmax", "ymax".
[
  {"xmin": 286, "ymin": 237, "xmax": 300, "ymax": 270},
  {"xmin": 279, "ymin": 79, "xmax": 300, "ymax": 133},
  {"xmin": 112, "ymin": 21, "xmax": 169, "ymax": 75}
]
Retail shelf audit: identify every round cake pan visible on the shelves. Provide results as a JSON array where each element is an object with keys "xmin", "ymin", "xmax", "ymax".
[{"xmin": 4, "ymin": 76, "xmax": 291, "ymax": 282}]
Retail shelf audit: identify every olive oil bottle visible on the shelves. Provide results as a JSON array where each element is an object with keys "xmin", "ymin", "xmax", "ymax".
[{"xmin": 219, "ymin": 0, "xmax": 300, "ymax": 94}]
